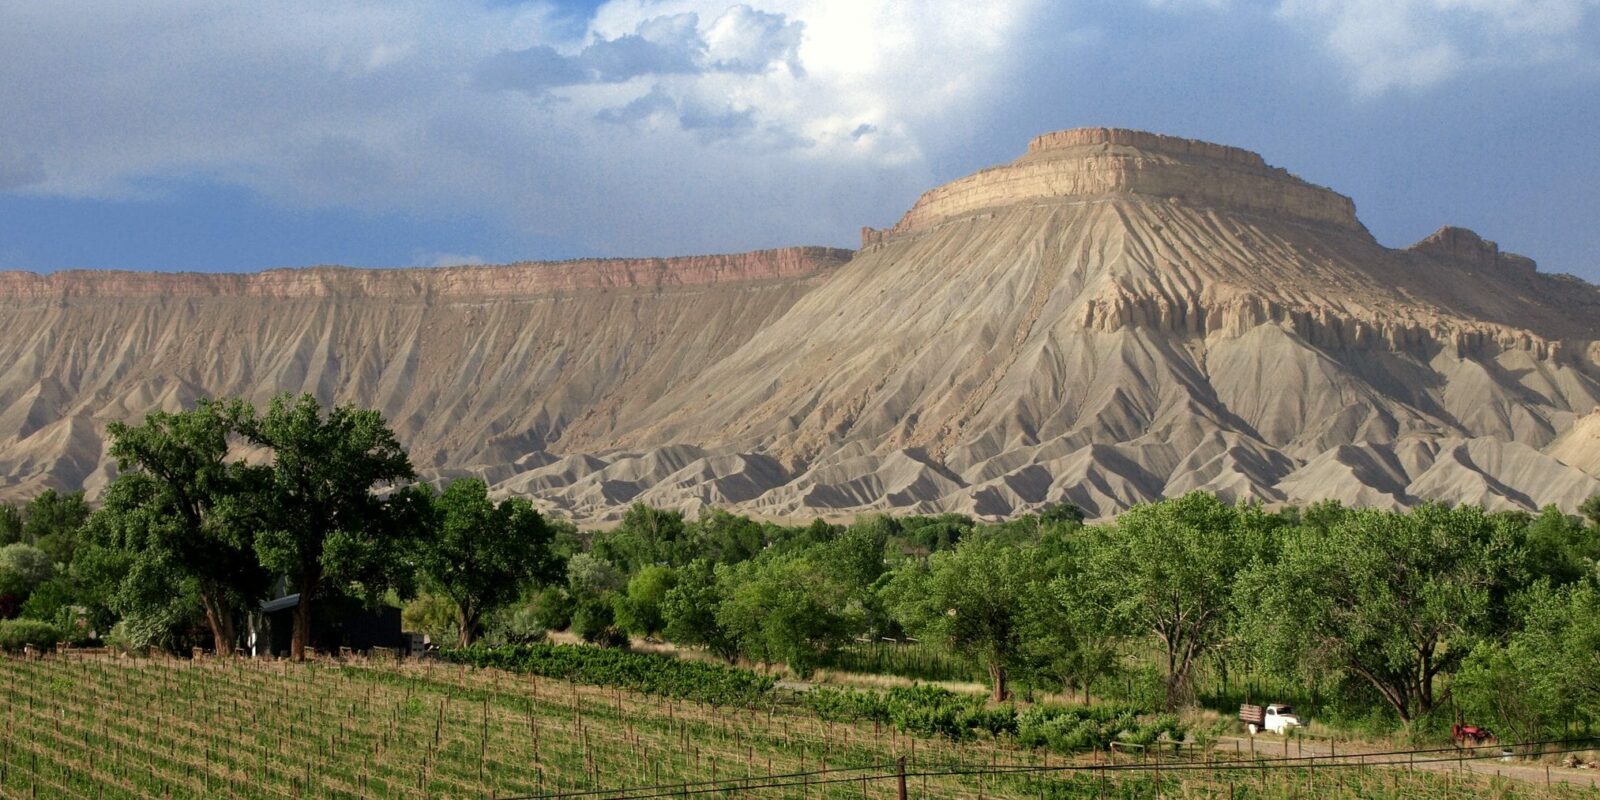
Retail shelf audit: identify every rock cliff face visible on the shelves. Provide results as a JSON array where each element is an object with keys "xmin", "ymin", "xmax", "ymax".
[{"xmin": 2, "ymin": 128, "xmax": 1597, "ymax": 521}]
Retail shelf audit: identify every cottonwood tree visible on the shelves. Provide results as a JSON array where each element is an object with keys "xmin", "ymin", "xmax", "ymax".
[
  {"xmin": 1237, "ymin": 503, "xmax": 1513, "ymax": 725},
  {"xmin": 1457, "ymin": 581, "xmax": 1600, "ymax": 740},
  {"xmin": 661, "ymin": 559, "xmax": 738, "ymax": 662},
  {"xmin": 90, "ymin": 401, "xmax": 270, "ymax": 654},
  {"xmin": 415, "ymin": 478, "xmax": 557, "ymax": 647},
  {"xmin": 1083, "ymin": 493, "xmax": 1278, "ymax": 710},
  {"xmin": 239, "ymin": 393, "xmax": 417, "ymax": 661}
]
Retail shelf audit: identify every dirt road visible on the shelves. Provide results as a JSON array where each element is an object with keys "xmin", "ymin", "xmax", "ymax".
[{"xmin": 1211, "ymin": 735, "xmax": 1600, "ymax": 790}]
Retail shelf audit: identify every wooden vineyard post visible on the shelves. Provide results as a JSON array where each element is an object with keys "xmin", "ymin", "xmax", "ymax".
[{"xmin": 897, "ymin": 756, "xmax": 907, "ymax": 800}]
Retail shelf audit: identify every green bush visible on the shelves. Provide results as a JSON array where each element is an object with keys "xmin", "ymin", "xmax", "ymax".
[
  {"xmin": 0, "ymin": 618, "xmax": 64, "ymax": 652},
  {"xmin": 443, "ymin": 642, "xmax": 775, "ymax": 706},
  {"xmin": 533, "ymin": 586, "xmax": 575, "ymax": 632}
]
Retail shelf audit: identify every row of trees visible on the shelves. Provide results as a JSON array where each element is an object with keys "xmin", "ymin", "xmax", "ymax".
[
  {"xmin": 501, "ymin": 492, "xmax": 1600, "ymax": 737},
  {"xmin": 1, "ymin": 395, "xmax": 560, "ymax": 660}
]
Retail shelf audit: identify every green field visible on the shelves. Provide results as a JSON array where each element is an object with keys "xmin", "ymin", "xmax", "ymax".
[{"xmin": 0, "ymin": 652, "xmax": 1589, "ymax": 800}]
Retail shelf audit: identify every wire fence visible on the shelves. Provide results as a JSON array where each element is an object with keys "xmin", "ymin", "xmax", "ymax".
[{"xmin": 498, "ymin": 736, "xmax": 1600, "ymax": 800}]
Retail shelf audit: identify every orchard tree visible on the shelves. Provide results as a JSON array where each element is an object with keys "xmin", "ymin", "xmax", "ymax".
[
  {"xmin": 415, "ymin": 478, "xmax": 558, "ymax": 647},
  {"xmin": 885, "ymin": 537, "xmax": 1046, "ymax": 701},
  {"xmin": 1083, "ymin": 493, "xmax": 1279, "ymax": 710},
  {"xmin": 614, "ymin": 565, "xmax": 678, "ymax": 638},
  {"xmin": 91, "ymin": 401, "xmax": 270, "ymax": 654},
  {"xmin": 661, "ymin": 559, "xmax": 738, "ymax": 662},
  {"xmin": 239, "ymin": 393, "xmax": 417, "ymax": 661},
  {"xmin": 717, "ymin": 554, "xmax": 854, "ymax": 675},
  {"xmin": 1237, "ymin": 503, "xmax": 1513, "ymax": 725}
]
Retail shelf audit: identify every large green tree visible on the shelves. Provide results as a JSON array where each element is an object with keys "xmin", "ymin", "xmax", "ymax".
[
  {"xmin": 415, "ymin": 478, "xmax": 557, "ymax": 647},
  {"xmin": 884, "ymin": 537, "xmax": 1046, "ymax": 701},
  {"xmin": 717, "ymin": 554, "xmax": 855, "ymax": 675},
  {"xmin": 90, "ymin": 401, "xmax": 270, "ymax": 654},
  {"xmin": 1237, "ymin": 503, "xmax": 1513, "ymax": 724},
  {"xmin": 239, "ymin": 393, "xmax": 417, "ymax": 661},
  {"xmin": 1083, "ymin": 493, "xmax": 1278, "ymax": 710},
  {"xmin": 661, "ymin": 559, "xmax": 738, "ymax": 662}
]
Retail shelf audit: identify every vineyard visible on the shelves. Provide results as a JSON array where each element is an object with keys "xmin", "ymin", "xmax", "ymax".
[{"xmin": 0, "ymin": 652, "xmax": 1595, "ymax": 799}]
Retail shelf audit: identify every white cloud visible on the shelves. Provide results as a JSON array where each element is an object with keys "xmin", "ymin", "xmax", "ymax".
[
  {"xmin": 0, "ymin": 0, "xmax": 1048, "ymax": 256},
  {"xmin": 1276, "ymin": 0, "xmax": 1600, "ymax": 95}
]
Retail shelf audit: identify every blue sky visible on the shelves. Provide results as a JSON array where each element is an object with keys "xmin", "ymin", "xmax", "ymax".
[{"xmin": 1, "ymin": 1, "xmax": 1597, "ymax": 281}]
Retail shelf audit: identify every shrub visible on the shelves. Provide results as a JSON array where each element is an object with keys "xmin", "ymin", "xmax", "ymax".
[
  {"xmin": 0, "ymin": 618, "xmax": 63, "ymax": 652},
  {"xmin": 533, "ymin": 586, "xmax": 575, "ymax": 632}
]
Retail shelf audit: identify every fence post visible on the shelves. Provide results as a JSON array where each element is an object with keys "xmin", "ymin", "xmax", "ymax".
[{"xmin": 897, "ymin": 756, "xmax": 907, "ymax": 800}]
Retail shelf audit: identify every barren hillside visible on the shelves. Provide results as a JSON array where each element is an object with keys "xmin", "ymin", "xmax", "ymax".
[{"xmin": 2, "ymin": 128, "xmax": 1597, "ymax": 520}]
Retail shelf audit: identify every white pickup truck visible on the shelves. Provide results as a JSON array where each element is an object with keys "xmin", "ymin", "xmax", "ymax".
[{"xmin": 1239, "ymin": 703, "xmax": 1303, "ymax": 735}]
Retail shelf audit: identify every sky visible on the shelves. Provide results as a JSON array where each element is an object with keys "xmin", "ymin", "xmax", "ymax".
[{"xmin": 0, "ymin": 1, "xmax": 1597, "ymax": 281}]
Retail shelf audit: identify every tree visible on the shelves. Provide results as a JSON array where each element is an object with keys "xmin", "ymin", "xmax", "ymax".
[
  {"xmin": 594, "ymin": 504, "xmax": 689, "ymax": 570},
  {"xmin": 1580, "ymin": 495, "xmax": 1600, "ymax": 529},
  {"xmin": 415, "ymin": 478, "xmax": 556, "ymax": 647},
  {"xmin": 1237, "ymin": 504, "xmax": 1512, "ymax": 725},
  {"xmin": 718, "ymin": 554, "xmax": 853, "ymax": 675},
  {"xmin": 613, "ymin": 566, "xmax": 678, "ymax": 638},
  {"xmin": 0, "ymin": 504, "xmax": 21, "ymax": 546},
  {"xmin": 1457, "ymin": 581, "xmax": 1600, "ymax": 741},
  {"xmin": 1083, "ymin": 493, "xmax": 1276, "ymax": 710},
  {"xmin": 1018, "ymin": 573, "xmax": 1118, "ymax": 704},
  {"xmin": 884, "ymin": 537, "xmax": 1045, "ymax": 701},
  {"xmin": 661, "ymin": 559, "xmax": 738, "ymax": 662},
  {"xmin": 0, "ymin": 544, "xmax": 53, "ymax": 599},
  {"xmin": 690, "ymin": 508, "xmax": 765, "ymax": 564},
  {"xmin": 22, "ymin": 490, "xmax": 90, "ymax": 565},
  {"xmin": 91, "ymin": 401, "xmax": 271, "ymax": 654},
  {"xmin": 238, "ymin": 393, "xmax": 417, "ymax": 661}
]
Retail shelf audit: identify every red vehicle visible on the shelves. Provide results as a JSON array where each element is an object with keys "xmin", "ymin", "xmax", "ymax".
[{"xmin": 1453, "ymin": 723, "xmax": 1495, "ymax": 747}]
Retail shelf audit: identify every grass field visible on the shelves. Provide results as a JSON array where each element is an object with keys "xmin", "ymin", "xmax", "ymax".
[{"xmin": 0, "ymin": 652, "xmax": 1590, "ymax": 799}]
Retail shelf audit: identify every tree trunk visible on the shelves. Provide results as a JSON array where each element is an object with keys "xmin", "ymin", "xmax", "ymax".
[
  {"xmin": 456, "ymin": 606, "xmax": 477, "ymax": 648},
  {"xmin": 988, "ymin": 661, "xmax": 1009, "ymax": 702},
  {"xmin": 290, "ymin": 576, "xmax": 317, "ymax": 661},
  {"xmin": 198, "ymin": 592, "xmax": 235, "ymax": 657}
]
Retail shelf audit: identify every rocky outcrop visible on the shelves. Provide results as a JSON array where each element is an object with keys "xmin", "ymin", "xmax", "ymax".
[
  {"xmin": 861, "ymin": 128, "xmax": 1362, "ymax": 247},
  {"xmin": 0, "ymin": 247, "xmax": 853, "ymax": 301}
]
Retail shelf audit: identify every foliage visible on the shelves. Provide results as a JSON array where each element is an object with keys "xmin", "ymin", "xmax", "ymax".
[
  {"xmin": 0, "ymin": 543, "xmax": 54, "ymax": 598},
  {"xmin": 401, "ymin": 591, "xmax": 459, "ymax": 644},
  {"xmin": 716, "ymin": 553, "xmax": 855, "ymax": 675},
  {"xmin": 483, "ymin": 602, "xmax": 548, "ymax": 646},
  {"xmin": 612, "ymin": 565, "xmax": 677, "ymax": 638},
  {"xmin": 0, "ymin": 503, "xmax": 20, "ymax": 546},
  {"xmin": 414, "ymin": 478, "xmax": 558, "ymax": 646},
  {"xmin": 532, "ymin": 585, "xmax": 575, "ymax": 632},
  {"xmin": 592, "ymin": 503, "xmax": 690, "ymax": 570},
  {"xmin": 1237, "ymin": 503, "xmax": 1513, "ymax": 724},
  {"xmin": 660, "ymin": 559, "xmax": 737, "ymax": 662},
  {"xmin": 90, "ymin": 400, "xmax": 271, "ymax": 655},
  {"xmin": 884, "ymin": 537, "xmax": 1046, "ymax": 700},
  {"xmin": 238, "ymin": 392, "xmax": 417, "ymax": 660},
  {"xmin": 1083, "ymin": 492, "xmax": 1277, "ymax": 709},
  {"xmin": 565, "ymin": 552, "xmax": 623, "ymax": 598},
  {"xmin": 1015, "ymin": 704, "xmax": 1185, "ymax": 752},
  {"xmin": 0, "ymin": 618, "xmax": 64, "ymax": 651},
  {"xmin": 443, "ymin": 642, "xmax": 775, "ymax": 706},
  {"xmin": 571, "ymin": 595, "xmax": 624, "ymax": 646},
  {"xmin": 21, "ymin": 489, "xmax": 91, "ymax": 565},
  {"xmin": 1457, "ymin": 581, "xmax": 1600, "ymax": 740}
]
